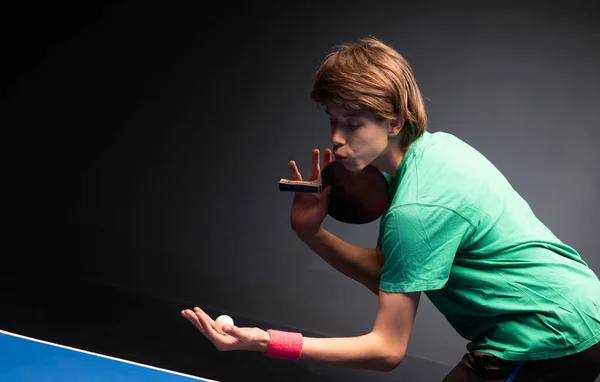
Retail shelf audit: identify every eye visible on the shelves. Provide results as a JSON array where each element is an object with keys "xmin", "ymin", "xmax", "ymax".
[
  {"xmin": 330, "ymin": 119, "xmax": 361, "ymax": 130},
  {"xmin": 347, "ymin": 121, "xmax": 362, "ymax": 129}
]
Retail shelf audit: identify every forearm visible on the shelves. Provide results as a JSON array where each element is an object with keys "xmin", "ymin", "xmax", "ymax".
[
  {"xmin": 299, "ymin": 228, "xmax": 381, "ymax": 294},
  {"xmin": 258, "ymin": 331, "xmax": 402, "ymax": 371},
  {"xmin": 302, "ymin": 333, "xmax": 402, "ymax": 371}
]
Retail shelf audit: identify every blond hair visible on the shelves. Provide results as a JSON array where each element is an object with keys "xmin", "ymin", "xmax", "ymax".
[{"xmin": 310, "ymin": 37, "xmax": 427, "ymax": 150}]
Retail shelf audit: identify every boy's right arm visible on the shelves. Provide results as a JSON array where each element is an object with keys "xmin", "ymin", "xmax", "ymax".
[
  {"xmin": 298, "ymin": 228, "xmax": 383, "ymax": 295},
  {"xmin": 287, "ymin": 149, "xmax": 383, "ymax": 295}
]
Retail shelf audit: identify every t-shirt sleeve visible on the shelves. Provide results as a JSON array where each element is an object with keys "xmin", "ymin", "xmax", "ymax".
[{"xmin": 378, "ymin": 203, "xmax": 475, "ymax": 293}]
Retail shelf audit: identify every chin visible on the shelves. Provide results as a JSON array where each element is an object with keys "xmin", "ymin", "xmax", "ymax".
[{"xmin": 343, "ymin": 160, "xmax": 366, "ymax": 173}]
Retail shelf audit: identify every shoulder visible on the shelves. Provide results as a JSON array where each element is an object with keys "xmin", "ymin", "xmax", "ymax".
[
  {"xmin": 380, "ymin": 203, "xmax": 476, "ymax": 241},
  {"xmin": 391, "ymin": 131, "xmax": 508, "ymax": 219}
]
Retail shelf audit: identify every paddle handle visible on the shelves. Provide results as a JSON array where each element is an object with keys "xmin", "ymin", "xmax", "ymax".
[{"xmin": 279, "ymin": 179, "xmax": 322, "ymax": 193}]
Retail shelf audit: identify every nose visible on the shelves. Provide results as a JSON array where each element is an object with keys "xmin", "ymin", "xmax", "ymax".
[{"xmin": 331, "ymin": 126, "xmax": 346, "ymax": 146}]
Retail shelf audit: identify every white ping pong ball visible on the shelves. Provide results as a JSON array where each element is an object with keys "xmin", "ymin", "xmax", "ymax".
[{"xmin": 215, "ymin": 315, "xmax": 234, "ymax": 334}]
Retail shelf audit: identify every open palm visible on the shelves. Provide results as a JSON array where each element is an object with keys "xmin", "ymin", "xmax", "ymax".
[{"xmin": 182, "ymin": 307, "xmax": 268, "ymax": 352}]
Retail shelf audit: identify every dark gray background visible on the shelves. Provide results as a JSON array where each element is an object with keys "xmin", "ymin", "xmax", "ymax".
[{"xmin": 6, "ymin": 0, "xmax": 599, "ymax": 379}]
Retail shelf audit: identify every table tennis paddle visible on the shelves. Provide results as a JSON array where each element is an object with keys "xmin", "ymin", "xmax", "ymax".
[{"xmin": 279, "ymin": 161, "xmax": 390, "ymax": 224}]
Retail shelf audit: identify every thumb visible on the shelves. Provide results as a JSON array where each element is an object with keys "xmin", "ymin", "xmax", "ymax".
[
  {"xmin": 222, "ymin": 324, "xmax": 243, "ymax": 338},
  {"xmin": 319, "ymin": 185, "xmax": 332, "ymax": 208}
]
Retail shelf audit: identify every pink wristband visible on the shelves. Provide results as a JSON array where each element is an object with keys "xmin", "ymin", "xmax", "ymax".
[{"xmin": 263, "ymin": 329, "xmax": 303, "ymax": 361}]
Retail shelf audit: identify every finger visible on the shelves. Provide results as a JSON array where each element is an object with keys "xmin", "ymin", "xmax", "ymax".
[
  {"xmin": 194, "ymin": 307, "xmax": 217, "ymax": 332},
  {"xmin": 323, "ymin": 149, "xmax": 333, "ymax": 167},
  {"xmin": 190, "ymin": 309, "xmax": 221, "ymax": 342},
  {"xmin": 182, "ymin": 309, "xmax": 205, "ymax": 334},
  {"xmin": 289, "ymin": 160, "xmax": 302, "ymax": 181},
  {"xmin": 309, "ymin": 149, "xmax": 320, "ymax": 181},
  {"xmin": 185, "ymin": 307, "xmax": 214, "ymax": 334}
]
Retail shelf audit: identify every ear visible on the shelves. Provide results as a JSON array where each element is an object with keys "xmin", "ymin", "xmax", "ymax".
[{"xmin": 387, "ymin": 118, "xmax": 403, "ymax": 137}]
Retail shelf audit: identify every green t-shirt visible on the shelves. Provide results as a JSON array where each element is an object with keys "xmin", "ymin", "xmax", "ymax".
[{"xmin": 376, "ymin": 131, "xmax": 600, "ymax": 361}]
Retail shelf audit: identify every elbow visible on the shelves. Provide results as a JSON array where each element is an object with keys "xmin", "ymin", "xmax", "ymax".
[
  {"xmin": 382, "ymin": 356, "xmax": 403, "ymax": 372},
  {"xmin": 366, "ymin": 278, "xmax": 381, "ymax": 296},
  {"xmin": 376, "ymin": 351, "xmax": 404, "ymax": 372},
  {"xmin": 369, "ymin": 285, "xmax": 380, "ymax": 296}
]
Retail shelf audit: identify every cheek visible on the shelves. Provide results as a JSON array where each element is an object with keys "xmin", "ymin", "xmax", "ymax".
[
  {"xmin": 362, "ymin": 131, "xmax": 388, "ymax": 152},
  {"xmin": 349, "ymin": 132, "xmax": 387, "ymax": 158},
  {"xmin": 373, "ymin": 132, "xmax": 389, "ymax": 150}
]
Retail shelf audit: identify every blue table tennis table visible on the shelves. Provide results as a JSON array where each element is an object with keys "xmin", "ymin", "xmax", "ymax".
[{"xmin": 0, "ymin": 329, "xmax": 219, "ymax": 381}]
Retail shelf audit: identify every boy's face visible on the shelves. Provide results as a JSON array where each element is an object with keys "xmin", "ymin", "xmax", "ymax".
[{"xmin": 326, "ymin": 102, "xmax": 398, "ymax": 172}]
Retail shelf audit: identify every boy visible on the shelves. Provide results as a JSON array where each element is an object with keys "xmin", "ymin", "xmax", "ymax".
[{"xmin": 183, "ymin": 37, "xmax": 600, "ymax": 381}]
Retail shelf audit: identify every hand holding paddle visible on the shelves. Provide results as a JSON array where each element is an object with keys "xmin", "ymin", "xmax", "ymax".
[
  {"xmin": 287, "ymin": 149, "xmax": 333, "ymax": 238},
  {"xmin": 281, "ymin": 149, "xmax": 390, "ymax": 227}
]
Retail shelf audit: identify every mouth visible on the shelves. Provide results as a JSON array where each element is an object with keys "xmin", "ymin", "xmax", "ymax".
[{"xmin": 334, "ymin": 154, "xmax": 347, "ymax": 162}]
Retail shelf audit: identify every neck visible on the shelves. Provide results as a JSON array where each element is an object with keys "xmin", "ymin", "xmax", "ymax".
[{"xmin": 372, "ymin": 144, "xmax": 405, "ymax": 177}]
